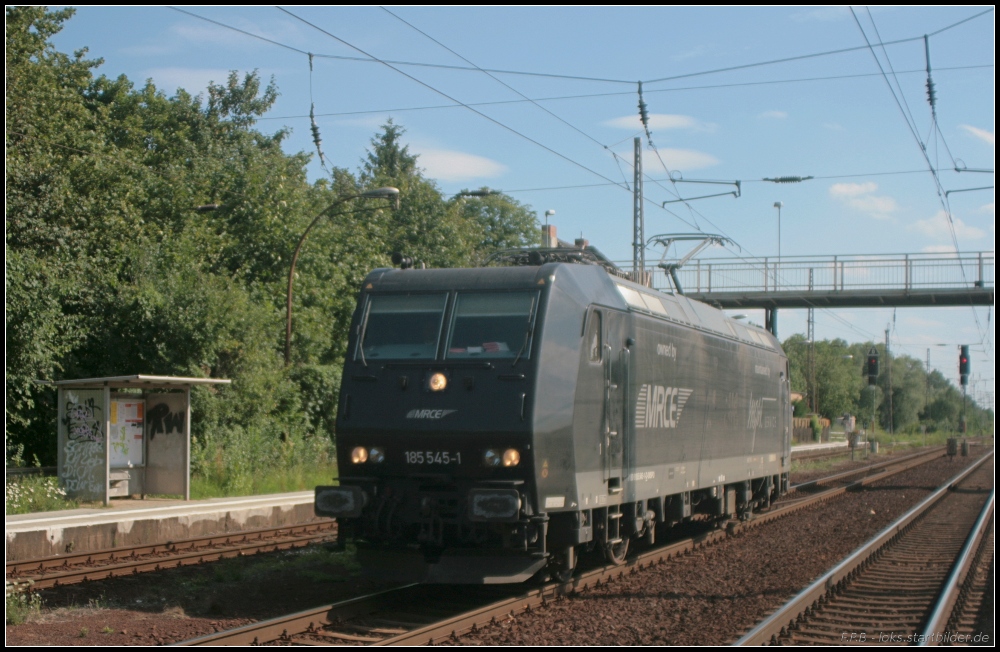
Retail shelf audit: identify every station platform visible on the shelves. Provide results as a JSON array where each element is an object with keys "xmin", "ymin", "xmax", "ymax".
[
  {"xmin": 792, "ymin": 441, "xmax": 850, "ymax": 453},
  {"xmin": 5, "ymin": 491, "xmax": 319, "ymax": 563}
]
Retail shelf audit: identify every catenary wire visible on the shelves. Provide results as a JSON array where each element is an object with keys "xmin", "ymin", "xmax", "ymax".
[
  {"xmin": 256, "ymin": 64, "xmax": 993, "ymax": 122},
  {"xmin": 276, "ymin": 7, "xmax": 634, "ymax": 197}
]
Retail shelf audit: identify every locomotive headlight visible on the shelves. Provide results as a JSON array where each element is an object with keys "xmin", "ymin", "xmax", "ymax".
[
  {"xmin": 428, "ymin": 372, "xmax": 448, "ymax": 392},
  {"xmin": 369, "ymin": 447, "xmax": 385, "ymax": 464},
  {"xmin": 502, "ymin": 448, "xmax": 521, "ymax": 467},
  {"xmin": 483, "ymin": 448, "xmax": 501, "ymax": 467},
  {"xmin": 351, "ymin": 446, "xmax": 369, "ymax": 464}
]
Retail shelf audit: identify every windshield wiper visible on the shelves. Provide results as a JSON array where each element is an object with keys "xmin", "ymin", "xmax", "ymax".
[{"xmin": 511, "ymin": 299, "xmax": 537, "ymax": 368}]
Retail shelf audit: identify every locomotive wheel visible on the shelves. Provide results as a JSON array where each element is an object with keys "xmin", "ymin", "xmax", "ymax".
[{"xmin": 604, "ymin": 538, "xmax": 629, "ymax": 565}]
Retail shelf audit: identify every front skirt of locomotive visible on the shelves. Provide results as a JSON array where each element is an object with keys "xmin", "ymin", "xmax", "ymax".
[
  {"xmin": 316, "ymin": 481, "xmax": 548, "ymax": 584},
  {"xmin": 355, "ymin": 546, "xmax": 548, "ymax": 584}
]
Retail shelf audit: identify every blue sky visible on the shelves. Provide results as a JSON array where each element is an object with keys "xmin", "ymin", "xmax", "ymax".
[{"xmin": 49, "ymin": 6, "xmax": 994, "ymax": 403}]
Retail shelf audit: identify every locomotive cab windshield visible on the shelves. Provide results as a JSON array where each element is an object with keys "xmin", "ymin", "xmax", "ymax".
[
  {"xmin": 358, "ymin": 291, "xmax": 537, "ymax": 361},
  {"xmin": 446, "ymin": 292, "xmax": 535, "ymax": 359}
]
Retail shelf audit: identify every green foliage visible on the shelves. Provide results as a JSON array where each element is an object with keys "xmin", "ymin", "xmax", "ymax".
[
  {"xmin": 809, "ymin": 415, "xmax": 822, "ymax": 442},
  {"xmin": 190, "ymin": 459, "xmax": 338, "ymax": 501},
  {"xmin": 289, "ymin": 364, "xmax": 343, "ymax": 439},
  {"xmin": 783, "ymin": 335, "xmax": 992, "ymax": 437},
  {"xmin": 5, "ymin": 437, "xmax": 77, "ymax": 515},
  {"xmin": 5, "ymin": 591, "xmax": 42, "ymax": 625},
  {"xmin": 5, "ymin": 474, "xmax": 77, "ymax": 515},
  {"xmin": 5, "ymin": 10, "xmax": 538, "ymax": 495},
  {"xmin": 453, "ymin": 188, "xmax": 541, "ymax": 263}
]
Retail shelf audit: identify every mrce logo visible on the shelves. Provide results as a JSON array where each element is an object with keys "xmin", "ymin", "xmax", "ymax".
[{"xmin": 406, "ymin": 409, "xmax": 457, "ymax": 420}]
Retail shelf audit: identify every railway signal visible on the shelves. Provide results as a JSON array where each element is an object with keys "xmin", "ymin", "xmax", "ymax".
[
  {"xmin": 866, "ymin": 347, "xmax": 879, "ymax": 385},
  {"xmin": 959, "ymin": 345, "xmax": 970, "ymax": 386}
]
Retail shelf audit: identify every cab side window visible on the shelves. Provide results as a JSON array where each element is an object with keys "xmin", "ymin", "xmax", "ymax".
[{"xmin": 587, "ymin": 310, "xmax": 602, "ymax": 363}]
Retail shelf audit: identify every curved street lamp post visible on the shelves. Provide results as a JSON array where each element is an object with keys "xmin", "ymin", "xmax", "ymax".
[{"xmin": 285, "ymin": 187, "xmax": 400, "ymax": 366}]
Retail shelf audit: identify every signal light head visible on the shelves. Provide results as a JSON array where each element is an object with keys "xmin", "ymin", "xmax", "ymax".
[{"xmin": 959, "ymin": 345, "xmax": 970, "ymax": 384}]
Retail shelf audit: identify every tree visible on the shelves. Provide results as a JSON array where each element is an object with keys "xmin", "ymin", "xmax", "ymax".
[
  {"xmin": 358, "ymin": 120, "xmax": 477, "ymax": 269},
  {"xmin": 6, "ymin": 7, "xmax": 109, "ymax": 456},
  {"xmin": 452, "ymin": 188, "xmax": 540, "ymax": 264},
  {"xmin": 5, "ymin": 11, "xmax": 543, "ymax": 474},
  {"xmin": 5, "ymin": 8, "xmax": 321, "ymax": 466}
]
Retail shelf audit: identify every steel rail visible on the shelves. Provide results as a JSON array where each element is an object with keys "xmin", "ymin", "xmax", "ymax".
[
  {"xmin": 176, "ymin": 584, "xmax": 422, "ymax": 646},
  {"xmin": 172, "ymin": 447, "xmax": 958, "ymax": 646},
  {"xmin": 918, "ymin": 490, "xmax": 995, "ymax": 646},
  {"xmin": 377, "ymin": 448, "xmax": 956, "ymax": 646},
  {"xmin": 7, "ymin": 521, "xmax": 336, "ymax": 588},
  {"xmin": 734, "ymin": 450, "xmax": 994, "ymax": 646},
  {"xmin": 790, "ymin": 446, "xmax": 944, "ymax": 492}
]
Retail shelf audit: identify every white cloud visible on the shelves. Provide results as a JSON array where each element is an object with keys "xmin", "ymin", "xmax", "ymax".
[
  {"xmin": 611, "ymin": 147, "xmax": 719, "ymax": 174},
  {"xmin": 909, "ymin": 211, "xmax": 986, "ymax": 240},
  {"xmin": 144, "ymin": 68, "xmax": 232, "ymax": 94},
  {"xmin": 921, "ymin": 245, "xmax": 958, "ymax": 254},
  {"xmin": 849, "ymin": 195, "xmax": 900, "ymax": 216},
  {"xmin": 604, "ymin": 113, "xmax": 713, "ymax": 131},
  {"xmin": 412, "ymin": 148, "xmax": 507, "ymax": 182},
  {"xmin": 790, "ymin": 7, "xmax": 851, "ymax": 22},
  {"xmin": 640, "ymin": 148, "xmax": 720, "ymax": 172},
  {"xmin": 823, "ymin": 122, "xmax": 845, "ymax": 131},
  {"xmin": 335, "ymin": 115, "xmax": 393, "ymax": 130},
  {"xmin": 959, "ymin": 125, "xmax": 995, "ymax": 146},
  {"xmin": 170, "ymin": 19, "xmax": 303, "ymax": 49},
  {"xmin": 122, "ymin": 19, "xmax": 303, "ymax": 58},
  {"xmin": 829, "ymin": 182, "xmax": 877, "ymax": 197},
  {"xmin": 828, "ymin": 182, "xmax": 898, "ymax": 220},
  {"xmin": 120, "ymin": 44, "xmax": 175, "ymax": 57},
  {"xmin": 671, "ymin": 45, "xmax": 711, "ymax": 62},
  {"xmin": 978, "ymin": 203, "xmax": 994, "ymax": 214},
  {"xmin": 759, "ymin": 110, "xmax": 787, "ymax": 119}
]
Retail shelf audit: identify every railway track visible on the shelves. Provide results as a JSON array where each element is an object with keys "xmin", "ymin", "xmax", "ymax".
[
  {"xmin": 5, "ymin": 447, "xmax": 944, "ymax": 596},
  {"xmin": 736, "ymin": 451, "xmax": 994, "ymax": 645},
  {"xmin": 786, "ymin": 446, "xmax": 945, "ymax": 494},
  {"xmin": 5, "ymin": 521, "xmax": 337, "ymax": 591},
  {"xmin": 790, "ymin": 446, "xmax": 852, "ymax": 462},
  {"xmin": 177, "ymin": 446, "xmax": 961, "ymax": 646}
]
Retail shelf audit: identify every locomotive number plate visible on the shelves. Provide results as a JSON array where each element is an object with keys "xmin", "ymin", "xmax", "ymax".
[{"xmin": 404, "ymin": 451, "xmax": 462, "ymax": 465}]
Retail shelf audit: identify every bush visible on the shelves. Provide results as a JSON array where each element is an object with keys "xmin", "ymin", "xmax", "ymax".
[
  {"xmin": 810, "ymin": 415, "xmax": 822, "ymax": 442},
  {"xmin": 5, "ymin": 590, "xmax": 42, "ymax": 625},
  {"xmin": 5, "ymin": 475, "xmax": 76, "ymax": 515}
]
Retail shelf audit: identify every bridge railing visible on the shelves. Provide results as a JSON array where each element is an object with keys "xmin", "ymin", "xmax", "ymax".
[{"xmin": 615, "ymin": 252, "xmax": 994, "ymax": 295}]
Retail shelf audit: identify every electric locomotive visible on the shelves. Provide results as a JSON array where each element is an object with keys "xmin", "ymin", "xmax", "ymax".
[{"xmin": 316, "ymin": 250, "xmax": 791, "ymax": 583}]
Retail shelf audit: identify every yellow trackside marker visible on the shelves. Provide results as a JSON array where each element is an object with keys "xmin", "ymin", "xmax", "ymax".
[{"xmin": 366, "ymin": 283, "xmax": 374, "ymax": 289}]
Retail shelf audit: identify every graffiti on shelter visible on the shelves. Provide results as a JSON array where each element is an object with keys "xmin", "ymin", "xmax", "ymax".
[
  {"xmin": 63, "ymin": 397, "xmax": 103, "ymax": 444},
  {"xmin": 62, "ymin": 438, "xmax": 104, "ymax": 495},
  {"xmin": 146, "ymin": 402, "xmax": 184, "ymax": 439}
]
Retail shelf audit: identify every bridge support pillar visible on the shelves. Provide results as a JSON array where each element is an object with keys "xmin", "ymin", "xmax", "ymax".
[{"xmin": 766, "ymin": 308, "xmax": 778, "ymax": 338}]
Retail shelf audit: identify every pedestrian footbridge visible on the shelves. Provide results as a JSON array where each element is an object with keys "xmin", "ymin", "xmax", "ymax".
[{"xmin": 639, "ymin": 251, "xmax": 993, "ymax": 309}]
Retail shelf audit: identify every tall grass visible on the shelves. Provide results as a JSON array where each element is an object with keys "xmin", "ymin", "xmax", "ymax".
[
  {"xmin": 190, "ymin": 425, "xmax": 338, "ymax": 499},
  {"xmin": 190, "ymin": 460, "xmax": 338, "ymax": 499}
]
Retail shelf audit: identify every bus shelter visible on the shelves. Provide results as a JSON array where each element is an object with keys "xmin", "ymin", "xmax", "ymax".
[{"xmin": 56, "ymin": 375, "xmax": 230, "ymax": 504}]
